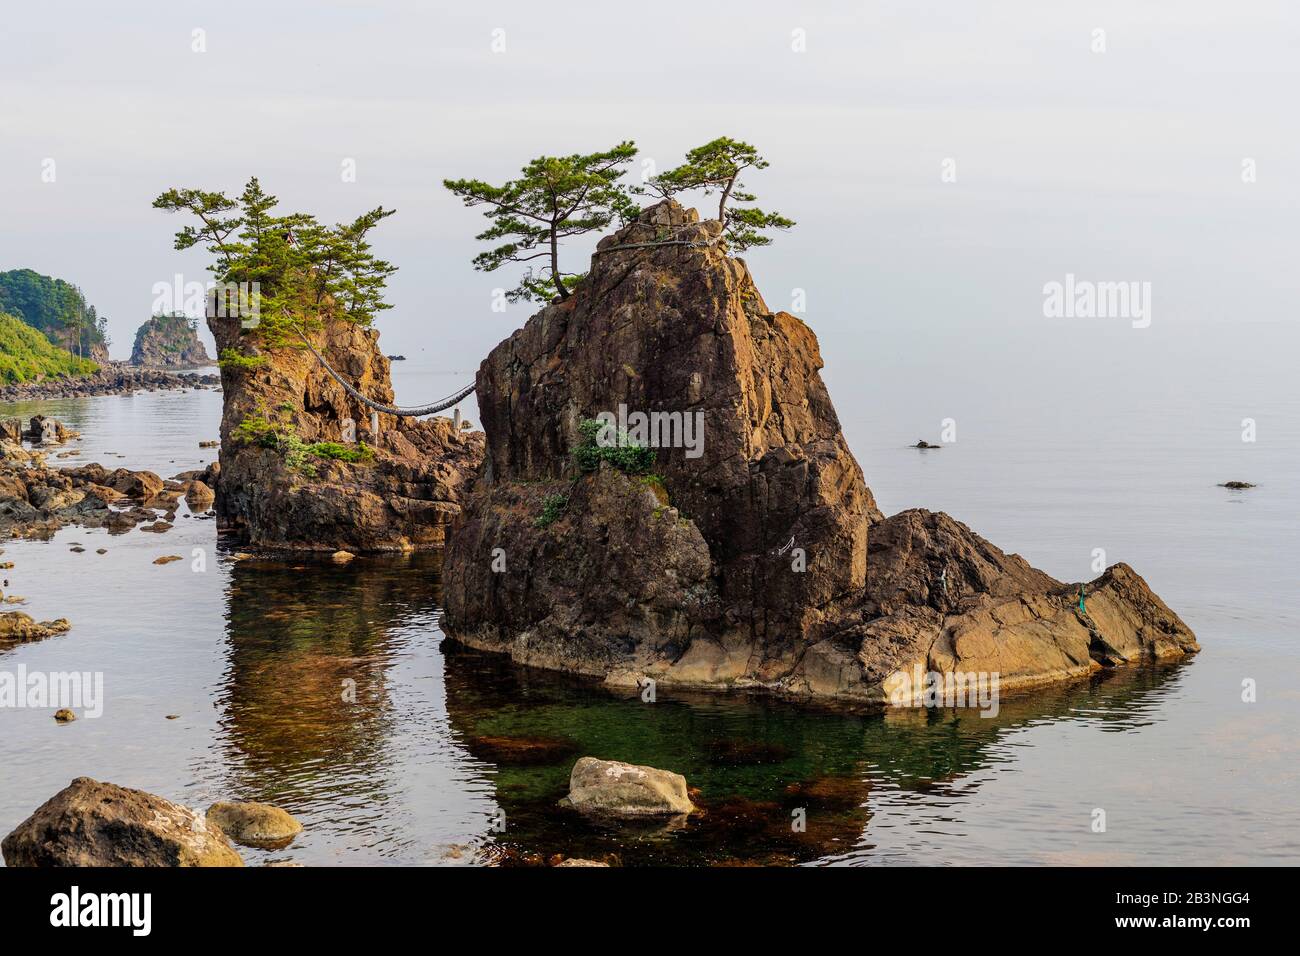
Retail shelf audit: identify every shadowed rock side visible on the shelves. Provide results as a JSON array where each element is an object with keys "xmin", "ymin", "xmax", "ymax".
[
  {"xmin": 208, "ymin": 307, "xmax": 483, "ymax": 551},
  {"xmin": 442, "ymin": 200, "xmax": 1197, "ymax": 703}
]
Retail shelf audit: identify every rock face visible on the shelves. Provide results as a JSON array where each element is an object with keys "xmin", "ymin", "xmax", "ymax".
[
  {"xmin": 130, "ymin": 314, "xmax": 212, "ymax": 368},
  {"xmin": 561, "ymin": 758, "xmax": 695, "ymax": 818},
  {"xmin": 2, "ymin": 777, "xmax": 244, "ymax": 867},
  {"xmin": 442, "ymin": 199, "xmax": 1198, "ymax": 703},
  {"xmin": 208, "ymin": 306, "xmax": 483, "ymax": 551}
]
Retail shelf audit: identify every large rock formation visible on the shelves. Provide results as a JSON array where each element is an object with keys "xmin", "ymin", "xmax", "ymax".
[
  {"xmin": 130, "ymin": 313, "xmax": 212, "ymax": 367},
  {"xmin": 441, "ymin": 200, "xmax": 1198, "ymax": 703},
  {"xmin": 209, "ymin": 306, "xmax": 483, "ymax": 551}
]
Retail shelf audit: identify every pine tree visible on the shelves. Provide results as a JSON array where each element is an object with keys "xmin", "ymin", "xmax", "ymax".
[
  {"xmin": 647, "ymin": 137, "xmax": 794, "ymax": 251},
  {"xmin": 443, "ymin": 141, "xmax": 639, "ymax": 303}
]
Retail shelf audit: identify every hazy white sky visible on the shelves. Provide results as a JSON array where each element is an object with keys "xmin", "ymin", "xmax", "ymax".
[{"xmin": 2, "ymin": 0, "xmax": 1296, "ymax": 377}]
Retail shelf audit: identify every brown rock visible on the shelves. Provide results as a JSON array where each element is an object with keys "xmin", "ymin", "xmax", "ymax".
[
  {"xmin": 0, "ymin": 612, "xmax": 71, "ymax": 642},
  {"xmin": 441, "ymin": 199, "xmax": 1198, "ymax": 704},
  {"xmin": 206, "ymin": 801, "xmax": 303, "ymax": 849},
  {"xmin": 207, "ymin": 302, "xmax": 483, "ymax": 551},
  {"xmin": 560, "ymin": 757, "xmax": 695, "ymax": 818},
  {"xmin": 2, "ymin": 777, "xmax": 243, "ymax": 867}
]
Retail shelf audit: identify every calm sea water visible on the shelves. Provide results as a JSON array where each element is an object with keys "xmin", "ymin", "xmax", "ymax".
[{"xmin": 1, "ymin": 347, "xmax": 1296, "ymax": 866}]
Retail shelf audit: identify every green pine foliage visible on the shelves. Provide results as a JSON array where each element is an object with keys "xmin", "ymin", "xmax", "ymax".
[
  {"xmin": 152, "ymin": 178, "xmax": 397, "ymax": 346},
  {"xmin": 646, "ymin": 137, "xmax": 795, "ymax": 251},
  {"xmin": 444, "ymin": 141, "xmax": 640, "ymax": 303}
]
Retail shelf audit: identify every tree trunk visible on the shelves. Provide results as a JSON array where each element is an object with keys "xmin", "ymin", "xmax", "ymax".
[
  {"xmin": 550, "ymin": 224, "xmax": 567, "ymax": 301},
  {"xmin": 718, "ymin": 175, "xmax": 736, "ymax": 223}
]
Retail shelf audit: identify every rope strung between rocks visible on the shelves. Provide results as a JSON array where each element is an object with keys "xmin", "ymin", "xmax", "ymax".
[
  {"xmin": 593, "ymin": 223, "xmax": 725, "ymax": 255},
  {"xmin": 296, "ymin": 329, "xmax": 475, "ymax": 417},
  {"xmin": 292, "ymin": 224, "xmax": 718, "ymax": 415}
]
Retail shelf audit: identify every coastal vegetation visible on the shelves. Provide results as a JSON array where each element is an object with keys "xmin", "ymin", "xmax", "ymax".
[
  {"xmin": 0, "ymin": 268, "xmax": 110, "ymax": 359},
  {"xmin": 232, "ymin": 405, "xmax": 374, "ymax": 477},
  {"xmin": 0, "ymin": 312, "xmax": 99, "ymax": 384},
  {"xmin": 443, "ymin": 136, "xmax": 793, "ymax": 303},
  {"xmin": 152, "ymin": 178, "xmax": 397, "ymax": 347}
]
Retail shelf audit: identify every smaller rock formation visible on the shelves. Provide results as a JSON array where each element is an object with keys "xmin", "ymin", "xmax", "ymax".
[
  {"xmin": 206, "ymin": 801, "xmax": 303, "ymax": 849},
  {"xmin": 208, "ymin": 304, "xmax": 483, "ymax": 551},
  {"xmin": 560, "ymin": 757, "xmax": 695, "ymax": 818},
  {"xmin": 0, "ymin": 612, "xmax": 71, "ymax": 642},
  {"xmin": 130, "ymin": 314, "xmax": 212, "ymax": 368},
  {"xmin": 2, "ymin": 777, "xmax": 244, "ymax": 866},
  {"xmin": 914, "ymin": 439, "xmax": 941, "ymax": 449},
  {"xmin": 1219, "ymin": 481, "xmax": 1255, "ymax": 489}
]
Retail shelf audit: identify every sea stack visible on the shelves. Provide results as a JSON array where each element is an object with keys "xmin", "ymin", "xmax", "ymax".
[
  {"xmin": 207, "ymin": 302, "xmax": 483, "ymax": 551},
  {"xmin": 441, "ymin": 200, "xmax": 1198, "ymax": 702}
]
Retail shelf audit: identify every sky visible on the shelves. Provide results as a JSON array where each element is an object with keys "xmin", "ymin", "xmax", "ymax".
[{"xmin": 1, "ymin": 0, "xmax": 1297, "ymax": 391}]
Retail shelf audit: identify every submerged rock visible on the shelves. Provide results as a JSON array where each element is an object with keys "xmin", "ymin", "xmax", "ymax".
[
  {"xmin": 2, "ymin": 777, "xmax": 243, "ymax": 867},
  {"xmin": 560, "ymin": 757, "xmax": 695, "ymax": 818},
  {"xmin": 206, "ymin": 801, "xmax": 303, "ymax": 848},
  {"xmin": 467, "ymin": 734, "xmax": 579, "ymax": 766},
  {"xmin": 1219, "ymin": 481, "xmax": 1255, "ymax": 489},
  {"xmin": 208, "ymin": 303, "xmax": 483, "ymax": 551},
  {"xmin": 441, "ymin": 199, "xmax": 1198, "ymax": 703}
]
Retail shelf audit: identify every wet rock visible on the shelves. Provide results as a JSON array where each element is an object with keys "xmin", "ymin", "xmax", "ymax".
[
  {"xmin": 206, "ymin": 801, "xmax": 303, "ymax": 849},
  {"xmin": 560, "ymin": 757, "xmax": 695, "ymax": 818},
  {"xmin": 183, "ymin": 480, "xmax": 215, "ymax": 511},
  {"xmin": 53, "ymin": 709, "xmax": 76, "ymax": 723},
  {"xmin": 0, "ymin": 612, "xmax": 71, "ymax": 642},
  {"xmin": 554, "ymin": 858, "xmax": 610, "ymax": 867},
  {"xmin": 2, "ymin": 777, "xmax": 243, "ymax": 867},
  {"xmin": 153, "ymin": 555, "xmax": 183, "ymax": 565},
  {"xmin": 331, "ymin": 550, "xmax": 356, "ymax": 563},
  {"xmin": 914, "ymin": 440, "xmax": 941, "ymax": 449},
  {"xmin": 1219, "ymin": 481, "xmax": 1255, "ymax": 489}
]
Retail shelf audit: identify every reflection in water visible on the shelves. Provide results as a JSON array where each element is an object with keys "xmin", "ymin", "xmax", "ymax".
[{"xmin": 208, "ymin": 549, "xmax": 1194, "ymax": 865}]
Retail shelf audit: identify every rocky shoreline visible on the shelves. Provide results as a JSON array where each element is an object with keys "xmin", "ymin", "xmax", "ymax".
[{"xmin": 0, "ymin": 364, "xmax": 218, "ymax": 404}]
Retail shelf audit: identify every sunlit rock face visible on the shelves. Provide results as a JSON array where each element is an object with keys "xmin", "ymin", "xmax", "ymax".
[
  {"xmin": 209, "ymin": 305, "xmax": 483, "ymax": 552},
  {"xmin": 442, "ymin": 200, "xmax": 1197, "ymax": 702}
]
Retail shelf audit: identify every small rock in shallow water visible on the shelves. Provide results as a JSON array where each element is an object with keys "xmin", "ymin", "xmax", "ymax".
[
  {"xmin": 0, "ymin": 612, "xmax": 70, "ymax": 641},
  {"xmin": 53, "ymin": 709, "xmax": 76, "ymax": 723},
  {"xmin": 554, "ymin": 858, "xmax": 611, "ymax": 867},
  {"xmin": 153, "ymin": 555, "xmax": 183, "ymax": 565},
  {"xmin": 560, "ymin": 757, "xmax": 695, "ymax": 818},
  {"xmin": 1219, "ymin": 481, "xmax": 1255, "ymax": 489},
  {"xmin": 206, "ymin": 801, "xmax": 303, "ymax": 848},
  {"xmin": 331, "ymin": 550, "xmax": 356, "ymax": 563},
  {"xmin": 1, "ymin": 777, "xmax": 243, "ymax": 867}
]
